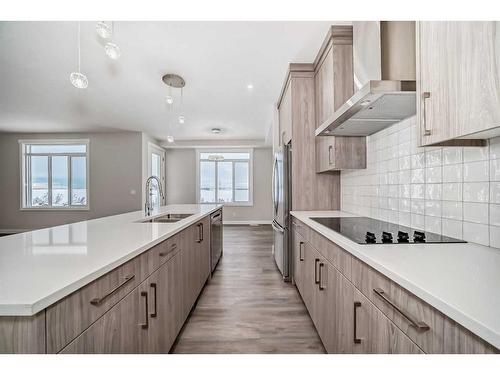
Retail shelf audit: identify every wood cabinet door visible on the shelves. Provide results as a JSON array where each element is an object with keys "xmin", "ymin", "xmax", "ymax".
[
  {"xmin": 301, "ymin": 242, "xmax": 317, "ymax": 319},
  {"xmin": 60, "ymin": 284, "xmax": 145, "ymax": 353},
  {"xmin": 279, "ymin": 80, "xmax": 292, "ymax": 145},
  {"xmin": 315, "ymin": 45, "xmax": 335, "ymax": 127},
  {"xmin": 292, "ymin": 229, "xmax": 306, "ymax": 294},
  {"xmin": 315, "ymin": 136, "xmax": 336, "ymax": 173},
  {"xmin": 181, "ymin": 223, "xmax": 197, "ymax": 316},
  {"xmin": 418, "ymin": 21, "xmax": 500, "ymax": 146},
  {"xmin": 198, "ymin": 217, "xmax": 211, "ymax": 289},
  {"xmin": 156, "ymin": 250, "xmax": 184, "ymax": 353}
]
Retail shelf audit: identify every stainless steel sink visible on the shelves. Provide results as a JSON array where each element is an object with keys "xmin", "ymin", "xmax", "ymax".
[{"xmin": 141, "ymin": 213, "xmax": 193, "ymax": 223}]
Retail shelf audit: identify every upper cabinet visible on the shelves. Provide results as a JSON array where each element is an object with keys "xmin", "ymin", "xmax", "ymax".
[
  {"xmin": 278, "ymin": 79, "xmax": 293, "ymax": 145},
  {"xmin": 313, "ymin": 26, "xmax": 366, "ymax": 171},
  {"xmin": 314, "ymin": 26, "xmax": 354, "ymax": 128},
  {"xmin": 417, "ymin": 21, "xmax": 500, "ymax": 146}
]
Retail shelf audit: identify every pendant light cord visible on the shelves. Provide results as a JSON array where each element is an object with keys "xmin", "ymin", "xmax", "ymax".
[{"xmin": 78, "ymin": 21, "xmax": 81, "ymax": 73}]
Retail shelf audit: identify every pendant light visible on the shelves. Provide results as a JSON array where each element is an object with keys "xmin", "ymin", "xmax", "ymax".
[
  {"xmin": 70, "ymin": 22, "xmax": 88, "ymax": 89},
  {"xmin": 97, "ymin": 21, "xmax": 121, "ymax": 60}
]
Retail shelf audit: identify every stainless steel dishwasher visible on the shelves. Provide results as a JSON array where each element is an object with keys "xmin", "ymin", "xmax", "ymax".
[{"xmin": 210, "ymin": 209, "xmax": 223, "ymax": 274}]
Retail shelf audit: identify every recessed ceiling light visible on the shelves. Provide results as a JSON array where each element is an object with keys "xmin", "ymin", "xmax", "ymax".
[
  {"xmin": 167, "ymin": 135, "xmax": 174, "ymax": 143},
  {"xmin": 247, "ymin": 84, "xmax": 253, "ymax": 90},
  {"xmin": 211, "ymin": 128, "xmax": 222, "ymax": 134},
  {"xmin": 178, "ymin": 115, "xmax": 185, "ymax": 124}
]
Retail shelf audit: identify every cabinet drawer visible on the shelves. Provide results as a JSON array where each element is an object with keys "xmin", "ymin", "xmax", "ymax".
[
  {"xmin": 308, "ymin": 228, "xmax": 352, "ymax": 279},
  {"xmin": 147, "ymin": 233, "xmax": 181, "ymax": 275},
  {"xmin": 291, "ymin": 218, "xmax": 310, "ymax": 242},
  {"xmin": 46, "ymin": 249, "xmax": 152, "ymax": 353},
  {"xmin": 351, "ymin": 257, "xmax": 443, "ymax": 353}
]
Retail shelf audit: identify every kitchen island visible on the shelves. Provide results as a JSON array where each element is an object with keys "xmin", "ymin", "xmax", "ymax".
[
  {"xmin": 0, "ymin": 204, "xmax": 222, "ymax": 353},
  {"xmin": 291, "ymin": 210, "xmax": 500, "ymax": 353}
]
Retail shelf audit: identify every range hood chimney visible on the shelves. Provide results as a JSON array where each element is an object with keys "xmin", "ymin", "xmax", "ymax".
[{"xmin": 316, "ymin": 21, "xmax": 416, "ymax": 137}]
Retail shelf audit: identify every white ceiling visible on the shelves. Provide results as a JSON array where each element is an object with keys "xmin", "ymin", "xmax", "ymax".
[{"xmin": 0, "ymin": 21, "xmax": 342, "ymax": 143}]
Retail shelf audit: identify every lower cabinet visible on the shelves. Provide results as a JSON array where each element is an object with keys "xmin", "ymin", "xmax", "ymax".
[
  {"xmin": 294, "ymin": 226, "xmax": 423, "ymax": 354},
  {"xmin": 292, "ymin": 222, "xmax": 498, "ymax": 354},
  {"xmin": 58, "ymin": 217, "xmax": 212, "ymax": 354}
]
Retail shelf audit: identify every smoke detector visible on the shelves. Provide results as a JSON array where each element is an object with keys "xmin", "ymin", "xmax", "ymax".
[{"xmin": 211, "ymin": 128, "xmax": 222, "ymax": 134}]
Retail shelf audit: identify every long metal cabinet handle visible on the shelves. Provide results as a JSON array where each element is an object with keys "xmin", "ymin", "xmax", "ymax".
[
  {"xmin": 90, "ymin": 275, "xmax": 135, "ymax": 306},
  {"xmin": 422, "ymin": 92, "xmax": 431, "ymax": 136},
  {"xmin": 140, "ymin": 291, "xmax": 149, "ymax": 329},
  {"xmin": 150, "ymin": 283, "xmax": 157, "ymax": 318},
  {"xmin": 299, "ymin": 242, "xmax": 304, "ymax": 261},
  {"xmin": 196, "ymin": 223, "xmax": 202, "ymax": 243},
  {"xmin": 318, "ymin": 263, "xmax": 325, "ymax": 290},
  {"xmin": 159, "ymin": 243, "xmax": 177, "ymax": 257},
  {"xmin": 373, "ymin": 288, "xmax": 430, "ymax": 331},
  {"xmin": 314, "ymin": 258, "xmax": 320, "ymax": 284},
  {"xmin": 354, "ymin": 302, "xmax": 362, "ymax": 344},
  {"xmin": 328, "ymin": 145, "xmax": 333, "ymax": 165},
  {"xmin": 201, "ymin": 223, "xmax": 204, "ymax": 242}
]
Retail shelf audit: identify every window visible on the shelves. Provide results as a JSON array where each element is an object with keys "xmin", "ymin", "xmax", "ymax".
[
  {"xmin": 197, "ymin": 150, "xmax": 253, "ymax": 205},
  {"xmin": 147, "ymin": 142, "xmax": 165, "ymax": 209},
  {"xmin": 19, "ymin": 140, "xmax": 89, "ymax": 210}
]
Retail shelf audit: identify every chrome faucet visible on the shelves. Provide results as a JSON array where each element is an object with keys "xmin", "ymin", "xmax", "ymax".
[{"xmin": 145, "ymin": 176, "xmax": 165, "ymax": 216}]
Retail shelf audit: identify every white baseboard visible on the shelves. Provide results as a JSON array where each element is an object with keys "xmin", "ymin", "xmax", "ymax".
[
  {"xmin": 0, "ymin": 228, "xmax": 27, "ymax": 234},
  {"xmin": 223, "ymin": 220, "xmax": 272, "ymax": 226}
]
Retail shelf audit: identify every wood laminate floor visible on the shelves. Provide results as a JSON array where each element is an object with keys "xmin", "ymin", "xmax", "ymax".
[{"xmin": 172, "ymin": 225, "xmax": 325, "ymax": 354}]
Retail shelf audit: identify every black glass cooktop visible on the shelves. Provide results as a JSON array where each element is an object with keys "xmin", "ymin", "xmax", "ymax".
[{"xmin": 311, "ymin": 217, "xmax": 466, "ymax": 245}]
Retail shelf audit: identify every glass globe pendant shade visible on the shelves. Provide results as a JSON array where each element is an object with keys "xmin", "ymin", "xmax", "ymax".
[
  {"xmin": 96, "ymin": 22, "xmax": 112, "ymax": 39},
  {"xmin": 178, "ymin": 115, "xmax": 185, "ymax": 124},
  {"xmin": 166, "ymin": 95, "xmax": 174, "ymax": 105},
  {"xmin": 70, "ymin": 72, "xmax": 88, "ymax": 89},
  {"xmin": 105, "ymin": 42, "xmax": 121, "ymax": 60},
  {"xmin": 167, "ymin": 136, "xmax": 175, "ymax": 143}
]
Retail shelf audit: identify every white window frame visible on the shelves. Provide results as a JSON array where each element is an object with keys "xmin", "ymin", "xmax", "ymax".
[
  {"xmin": 19, "ymin": 139, "xmax": 90, "ymax": 211},
  {"xmin": 196, "ymin": 148, "xmax": 253, "ymax": 207}
]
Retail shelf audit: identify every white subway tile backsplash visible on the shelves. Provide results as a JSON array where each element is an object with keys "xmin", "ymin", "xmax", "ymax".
[
  {"xmin": 426, "ymin": 167, "xmax": 442, "ymax": 183},
  {"xmin": 425, "ymin": 201, "xmax": 442, "ymax": 217},
  {"xmin": 463, "ymin": 202, "xmax": 489, "ymax": 224},
  {"xmin": 490, "ymin": 138, "xmax": 500, "ymax": 160},
  {"xmin": 411, "ymin": 184, "xmax": 425, "ymax": 199},
  {"xmin": 463, "ymin": 222, "xmax": 489, "ymax": 246},
  {"xmin": 490, "ymin": 226, "xmax": 500, "ymax": 248},
  {"xmin": 340, "ymin": 118, "xmax": 500, "ymax": 248},
  {"xmin": 425, "ymin": 216, "xmax": 442, "ymax": 234},
  {"xmin": 463, "ymin": 161, "xmax": 489, "ymax": 182},
  {"xmin": 411, "ymin": 153, "xmax": 425, "ymax": 169},
  {"xmin": 443, "ymin": 164, "xmax": 462, "ymax": 183},
  {"xmin": 464, "ymin": 147, "xmax": 489, "ymax": 162},
  {"xmin": 442, "ymin": 219, "xmax": 463, "ymax": 239},
  {"xmin": 443, "ymin": 147, "xmax": 462, "ymax": 165},
  {"xmin": 425, "ymin": 184, "xmax": 442, "ymax": 200},
  {"xmin": 411, "ymin": 199, "xmax": 425, "ymax": 215},
  {"xmin": 463, "ymin": 182, "xmax": 489, "ymax": 202},
  {"xmin": 411, "ymin": 169, "xmax": 425, "ymax": 183},
  {"xmin": 490, "ymin": 204, "xmax": 500, "ymax": 226},
  {"xmin": 490, "ymin": 183, "xmax": 500, "ymax": 204},
  {"xmin": 426, "ymin": 150, "xmax": 442, "ymax": 167},
  {"xmin": 442, "ymin": 201, "xmax": 462, "ymax": 220},
  {"xmin": 490, "ymin": 159, "xmax": 500, "ymax": 181},
  {"xmin": 442, "ymin": 183, "xmax": 462, "ymax": 201}
]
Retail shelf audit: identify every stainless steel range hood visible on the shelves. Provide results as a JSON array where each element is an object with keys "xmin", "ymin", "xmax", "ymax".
[{"xmin": 316, "ymin": 21, "xmax": 416, "ymax": 137}]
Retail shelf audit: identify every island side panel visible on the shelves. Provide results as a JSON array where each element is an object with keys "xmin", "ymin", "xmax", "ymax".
[{"xmin": 0, "ymin": 311, "xmax": 46, "ymax": 353}]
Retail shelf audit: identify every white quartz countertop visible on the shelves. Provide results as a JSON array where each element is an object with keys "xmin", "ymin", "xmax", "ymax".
[
  {"xmin": 291, "ymin": 210, "xmax": 500, "ymax": 350},
  {"xmin": 0, "ymin": 204, "xmax": 221, "ymax": 316}
]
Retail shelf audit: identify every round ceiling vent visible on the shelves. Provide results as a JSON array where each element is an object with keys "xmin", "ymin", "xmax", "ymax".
[{"xmin": 162, "ymin": 74, "xmax": 185, "ymax": 88}]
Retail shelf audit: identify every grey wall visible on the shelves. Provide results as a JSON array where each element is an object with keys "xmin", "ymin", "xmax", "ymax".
[
  {"xmin": 0, "ymin": 131, "xmax": 143, "ymax": 230},
  {"xmin": 165, "ymin": 148, "xmax": 273, "ymax": 223}
]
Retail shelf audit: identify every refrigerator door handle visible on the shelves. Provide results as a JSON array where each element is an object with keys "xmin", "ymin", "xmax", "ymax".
[
  {"xmin": 272, "ymin": 157, "xmax": 279, "ymax": 216},
  {"xmin": 271, "ymin": 220, "xmax": 284, "ymax": 233}
]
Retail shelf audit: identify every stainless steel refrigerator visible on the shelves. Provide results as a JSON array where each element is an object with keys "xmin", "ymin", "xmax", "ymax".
[{"xmin": 272, "ymin": 142, "xmax": 291, "ymax": 281}]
